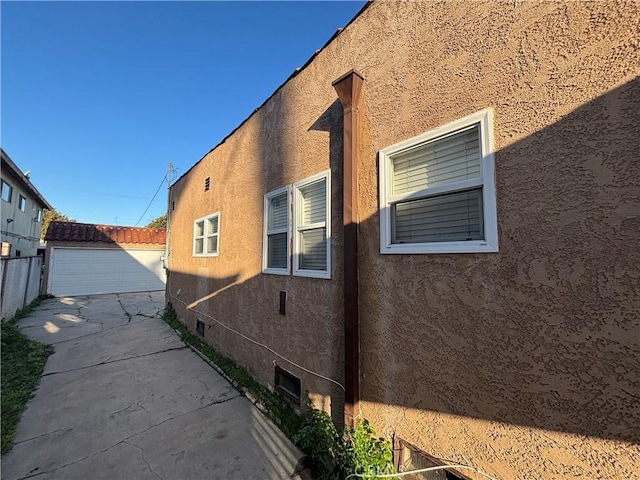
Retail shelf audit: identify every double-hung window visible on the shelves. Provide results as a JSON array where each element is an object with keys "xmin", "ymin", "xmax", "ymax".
[
  {"xmin": 263, "ymin": 186, "xmax": 290, "ymax": 274},
  {"xmin": 193, "ymin": 212, "xmax": 220, "ymax": 257},
  {"xmin": 293, "ymin": 172, "xmax": 331, "ymax": 278},
  {"xmin": 379, "ymin": 108, "xmax": 498, "ymax": 254},
  {"xmin": 262, "ymin": 171, "xmax": 331, "ymax": 279}
]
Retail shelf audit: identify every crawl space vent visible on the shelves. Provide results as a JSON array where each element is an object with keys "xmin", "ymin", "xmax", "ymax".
[
  {"xmin": 196, "ymin": 319, "xmax": 205, "ymax": 336},
  {"xmin": 275, "ymin": 365, "xmax": 301, "ymax": 405}
]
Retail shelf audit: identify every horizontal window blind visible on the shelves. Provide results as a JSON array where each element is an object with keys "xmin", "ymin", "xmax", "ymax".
[
  {"xmin": 268, "ymin": 193, "xmax": 288, "ymax": 230},
  {"xmin": 206, "ymin": 235, "xmax": 218, "ymax": 254},
  {"xmin": 299, "ymin": 179, "xmax": 326, "ymax": 225},
  {"xmin": 300, "ymin": 228, "xmax": 326, "ymax": 270},
  {"xmin": 207, "ymin": 216, "xmax": 219, "ymax": 235},
  {"xmin": 393, "ymin": 188, "xmax": 483, "ymax": 243},
  {"xmin": 195, "ymin": 221, "xmax": 204, "ymax": 237},
  {"xmin": 393, "ymin": 125, "xmax": 481, "ymax": 195},
  {"xmin": 194, "ymin": 238, "xmax": 204, "ymax": 254},
  {"xmin": 268, "ymin": 233, "xmax": 288, "ymax": 269}
]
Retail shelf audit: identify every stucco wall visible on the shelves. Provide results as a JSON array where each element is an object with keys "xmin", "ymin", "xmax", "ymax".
[
  {"xmin": 167, "ymin": 74, "xmax": 347, "ymax": 417},
  {"xmin": 168, "ymin": 1, "xmax": 639, "ymax": 478}
]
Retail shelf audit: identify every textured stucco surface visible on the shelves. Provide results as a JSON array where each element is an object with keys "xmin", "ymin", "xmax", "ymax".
[{"xmin": 168, "ymin": 1, "xmax": 640, "ymax": 478}]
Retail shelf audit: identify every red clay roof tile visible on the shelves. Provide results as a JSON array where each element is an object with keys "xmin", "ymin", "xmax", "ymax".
[{"xmin": 45, "ymin": 222, "xmax": 166, "ymax": 245}]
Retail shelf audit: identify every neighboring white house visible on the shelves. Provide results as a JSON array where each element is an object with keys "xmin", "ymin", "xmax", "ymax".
[{"xmin": 1, "ymin": 149, "xmax": 52, "ymax": 257}]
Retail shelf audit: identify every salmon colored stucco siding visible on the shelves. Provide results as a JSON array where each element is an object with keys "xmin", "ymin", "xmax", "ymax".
[{"xmin": 167, "ymin": 1, "xmax": 640, "ymax": 478}]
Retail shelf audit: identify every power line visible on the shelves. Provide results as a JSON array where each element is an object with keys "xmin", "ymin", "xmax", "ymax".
[{"xmin": 134, "ymin": 175, "xmax": 166, "ymax": 227}]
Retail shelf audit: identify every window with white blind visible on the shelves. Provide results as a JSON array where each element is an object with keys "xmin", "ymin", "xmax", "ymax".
[
  {"xmin": 193, "ymin": 212, "xmax": 220, "ymax": 257},
  {"xmin": 293, "ymin": 171, "xmax": 331, "ymax": 278},
  {"xmin": 263, "ymin": 186, "xmax": 291, "ymax": 275},
  {"xmin": 379, "ymin": 108, "xmax": 498, "ymax": 254}
]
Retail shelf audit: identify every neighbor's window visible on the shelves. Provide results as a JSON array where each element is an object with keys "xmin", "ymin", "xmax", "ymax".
[
  {"xmin": 1, "ymin": 180, "xmax": 12, "ymax": 202},
  {"xmin": 379, "ymin": 108, "xmax": 498, "ymax": 254},
  {"xmin": 18, "ymin": 195, "xmax": 26, "ymax": 212},
  {"xmin": 193, "ymin": 212, "xmax": 220, "ymax": 256},
  {"xmin": 263, "ymin": 186, "xmax": 290, "ymax": 274},
  {"xmin": 293, "ymin": 171, "xmax": 331, "ymax": 278}
]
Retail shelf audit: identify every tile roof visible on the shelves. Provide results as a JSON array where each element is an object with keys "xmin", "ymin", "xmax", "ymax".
[{"xmin": 45, "ymin": 222, "xmax": 166, "ymax": 245}]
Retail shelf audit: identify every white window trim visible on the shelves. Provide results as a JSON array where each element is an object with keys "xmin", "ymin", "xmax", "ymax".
[
  {"xmin": 262, "ymin": 185, "xmax": 291, "ymax": 275},
  {"xmin": 379, "ymin": 108, "xmax": 498, "ymax": 254},
  {"xmin": 292, "ymin": 170, "xmax": 331, "ymax": 279},
  {"xmin": 192, "ymin": 212, "xmax": 220, "ymax": 257}
]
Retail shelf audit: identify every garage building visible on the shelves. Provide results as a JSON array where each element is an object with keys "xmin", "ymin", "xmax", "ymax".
[{"xmin": 44, "ymin": 221, "xmax": 166, "ymax": 297}]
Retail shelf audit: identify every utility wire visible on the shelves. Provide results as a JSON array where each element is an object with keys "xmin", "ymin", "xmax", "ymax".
[
  {"xmin": 169, "ymin": 291, "xmax": 346, "ymax": 391},
  {"xmin": 134, "ymin": 175, "xmax": 166, "ymax": 227}
]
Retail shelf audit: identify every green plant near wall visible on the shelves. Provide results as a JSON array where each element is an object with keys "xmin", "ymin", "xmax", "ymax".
[
  {"xmin": 338, "ymin": 419, "xmax": 395, "ymax": 479},
  {"xmin": 294, "ymin": 403, "xmax": 395, "ymax": 479},
  {"xmin": 162, "ymin": 304, "xmax": 395, "ymax": 479}
]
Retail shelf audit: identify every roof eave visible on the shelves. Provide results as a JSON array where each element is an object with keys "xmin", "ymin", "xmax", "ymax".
[{"xmin": 1, "ymin": 149, "xmax": 54, "ymax": 210}]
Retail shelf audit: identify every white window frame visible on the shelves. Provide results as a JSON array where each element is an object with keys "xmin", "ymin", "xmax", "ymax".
[
  {"xmin": 262, "ymin": 186, "xmax": 291, "ymax": 275},
  {"xmin": 193, "ymin": 212, "xmax": 220, "ymax": 257},
  {"xmin": 379, "ymin": 108, "xmax": 498, "ymax": 254},
  {"xmin": 293, "ymin": 170, "xmax": 331, "ymax": 279}
]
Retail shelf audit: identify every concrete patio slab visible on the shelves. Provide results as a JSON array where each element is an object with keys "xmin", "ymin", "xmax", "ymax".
[{"xmin": 1, "ymin": 292, "xmax": 304, "ymax": 480}]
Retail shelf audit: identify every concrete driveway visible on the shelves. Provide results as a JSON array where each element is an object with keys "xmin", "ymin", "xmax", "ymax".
[{"xmin": 1, "ymin": 292, "xmax": 304, "ymax": 480}]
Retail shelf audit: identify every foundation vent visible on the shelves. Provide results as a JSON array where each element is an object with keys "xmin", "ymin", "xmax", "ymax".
[
  {"xmin": 395, "ymin": 438, "xmax": 466, "ymax": 480},
  {"xmin": 196, "ymin": 319, "xmax": 205, "ymax": 336},
  {"xmin": 275, "ymin": 365, "xmax": 300, "ymax": 405}
]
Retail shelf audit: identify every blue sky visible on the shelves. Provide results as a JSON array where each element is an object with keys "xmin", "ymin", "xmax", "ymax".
[{"xmin": 1, "ymin": 0, "xmax": 365, "ymax": 226}]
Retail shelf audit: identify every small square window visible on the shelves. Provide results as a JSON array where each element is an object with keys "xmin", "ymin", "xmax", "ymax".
[
  {"xmin": 18, "ymin": 195, "xmax": 26, "ymax": 212},
  {"xmin": 193, "ymin": 212, "xmax": 219, "ymax": 256},
  {"xmin": 1, "ymin": 180, "xmax": 13, "ymax": 202},
  {"xmin": 379, "ymin": 108, "xmax": 498, "ymax": 254}
]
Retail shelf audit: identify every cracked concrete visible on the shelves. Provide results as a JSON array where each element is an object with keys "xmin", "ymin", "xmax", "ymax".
[{"xmin": 1, "ymin": 292, "xmax": 303, "ymax": 480}]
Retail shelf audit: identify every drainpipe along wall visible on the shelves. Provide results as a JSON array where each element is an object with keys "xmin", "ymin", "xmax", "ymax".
[{"xmin": 332, "ymin": 70, "xmax": 364, "ymax": 429}]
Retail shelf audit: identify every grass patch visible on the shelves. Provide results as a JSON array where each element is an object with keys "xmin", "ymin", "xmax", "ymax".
[
  {"xmin": 162, "ymin": 304, "xmax": 394, "ymax": 479},
  {"xmin": 1, "ymin": 297, "xmax": 55, "ymax": 454}
]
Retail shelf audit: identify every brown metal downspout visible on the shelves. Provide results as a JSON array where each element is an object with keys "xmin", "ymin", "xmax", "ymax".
[{"xmin": 332, "ymin": 69, "xmax": 364, "ymax": 429}]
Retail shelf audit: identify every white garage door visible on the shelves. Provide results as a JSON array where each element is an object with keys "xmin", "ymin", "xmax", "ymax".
[{"xmin": 48, "ymin": 247, "xmax": 166, "ymax": 296}]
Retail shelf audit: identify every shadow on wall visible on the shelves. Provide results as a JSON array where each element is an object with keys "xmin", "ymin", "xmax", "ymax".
[
  {"xmin": 167, "ymin": 77, "xmax": 639, "ymax": 447},
  {"xmin": 167, "ymin": 89, "xmax": 347, "ymax": 426},
  {"xmin": 357, "ymin": 77, "xmax": 640, "ymax": 445}
]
